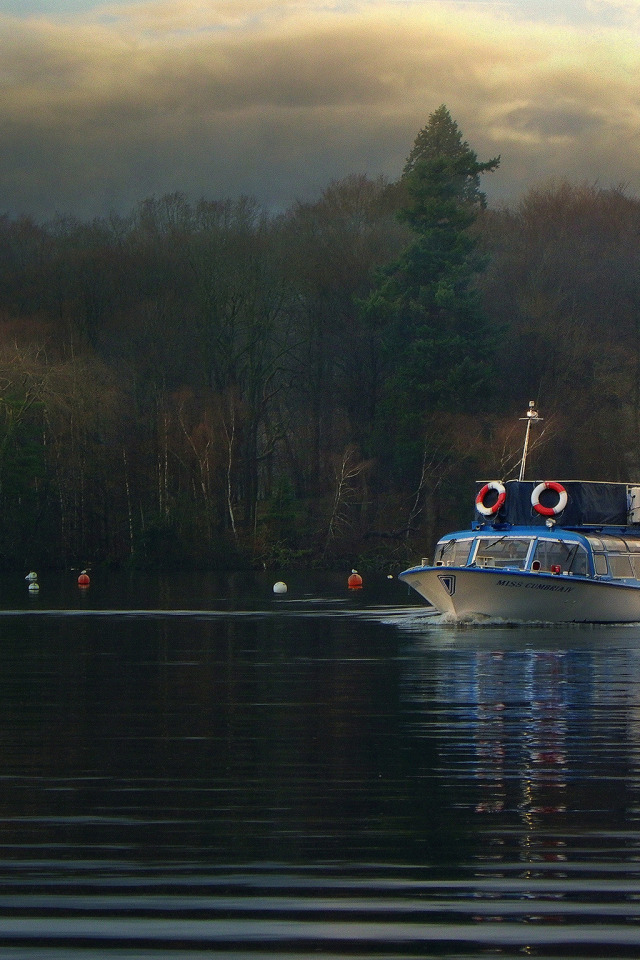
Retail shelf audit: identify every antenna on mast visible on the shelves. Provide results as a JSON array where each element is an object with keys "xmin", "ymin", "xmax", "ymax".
[{"xmin": 518, "ymin": 401, "xmax": 542, "ymax": 481}]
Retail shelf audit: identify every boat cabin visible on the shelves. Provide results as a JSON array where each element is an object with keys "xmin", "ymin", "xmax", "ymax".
[{"xmin": 434, "ymin": 529, "xmax": 640, "ymax": 581}]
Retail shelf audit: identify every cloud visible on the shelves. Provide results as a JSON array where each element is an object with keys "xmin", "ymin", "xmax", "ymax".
[
  {"xmin": 588, "ymin": 0, "xmax": 640, "ymax": 12},
  {"xmin": 2, "ymin": 0, "xmax": 640, "ymax": 220}
]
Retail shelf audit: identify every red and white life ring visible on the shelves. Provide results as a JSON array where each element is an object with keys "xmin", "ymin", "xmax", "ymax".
[
  {"xmin": 531, "ymin": 481, "xmax": 567, "ymax": 516},
  {"xmin": 475, "ymin": 480, "xmax": 506, "ymax": 516}
]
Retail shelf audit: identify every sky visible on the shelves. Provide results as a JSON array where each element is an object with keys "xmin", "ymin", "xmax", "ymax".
[{"xmin": 2, "ymin": 0, "xmax": 640, "ymax": 221}]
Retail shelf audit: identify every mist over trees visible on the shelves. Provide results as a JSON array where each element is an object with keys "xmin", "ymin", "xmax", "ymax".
[{"xmin": 1, "ymin": 107, "xmax": 640, "ymax": 571}]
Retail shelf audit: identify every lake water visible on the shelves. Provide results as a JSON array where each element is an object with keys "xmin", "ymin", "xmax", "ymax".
[{"xmin": 2, "ymin": 570, "xmax": 640, "ymax": 958}]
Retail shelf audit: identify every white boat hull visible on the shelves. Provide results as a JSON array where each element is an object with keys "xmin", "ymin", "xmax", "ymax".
[{"xmin": 399, "ymin": 566, "xmax": 640, "ymax": 623}]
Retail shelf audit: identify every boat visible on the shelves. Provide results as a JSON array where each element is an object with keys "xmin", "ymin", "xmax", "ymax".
[{"xmin": 398, "ymin": 404, "xmax": 640, "ymax": 623}]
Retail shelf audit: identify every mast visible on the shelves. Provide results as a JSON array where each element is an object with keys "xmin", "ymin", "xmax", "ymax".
[{"xmin": 518, "ymin": 401, "xmax": 542, "ymax": 481}]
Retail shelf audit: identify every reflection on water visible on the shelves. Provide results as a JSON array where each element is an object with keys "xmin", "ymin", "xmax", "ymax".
[{"xmin": 1, "ymin": 573, "xmax": 640, "ymax": 956}]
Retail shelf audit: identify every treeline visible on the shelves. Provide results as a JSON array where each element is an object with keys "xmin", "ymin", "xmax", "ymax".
[{"xmin": 1, "ymin": 117, "xmax": 640, "ymax": 571}]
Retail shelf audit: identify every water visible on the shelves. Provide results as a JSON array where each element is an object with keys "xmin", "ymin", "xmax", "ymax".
[{"xmin": 2, "ymin": 571, "xmax": 640, "ymax": 957}]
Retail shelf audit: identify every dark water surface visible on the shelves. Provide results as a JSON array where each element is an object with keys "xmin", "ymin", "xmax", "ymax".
[{"xmin": 2, "ymin": 571, "xmax": 640, "ymax": 957}]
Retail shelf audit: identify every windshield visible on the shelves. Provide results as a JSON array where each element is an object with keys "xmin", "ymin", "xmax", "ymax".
[
  {"xmin": 435, "ymin": 534, "xmax": 590, "ymax": 575},
  {"xmin": 435, "ymin": 538, "xmax": 474, "ymax": 567},
  {"xmin": 473, "ymin": 537, "xmax": 532, "ymax": 570},
  {"xmin": 532, "ymin": 538, "xmax": 588, "ymax": 576}
]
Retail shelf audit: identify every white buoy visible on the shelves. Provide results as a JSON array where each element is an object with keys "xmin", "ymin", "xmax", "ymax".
[
  {"xmin": 25, "ymin": 571, "xmax": 38, "ymax": 582},
  {"xmin": 28, "ymin": 582, "xmax": 39, "ymax": 593},
  {"xmin": 273, "ymin": 581, "xmax": 288, "ymax": 594}
]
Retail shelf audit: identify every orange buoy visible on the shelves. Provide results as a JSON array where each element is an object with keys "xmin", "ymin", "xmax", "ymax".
[
  {"xmin": 348, "ymin": 570, "xmax": 363, "ymax": 590},
  {"xmin": 77, "ymin": 570, "xmax": 90, "ymax": 586}
]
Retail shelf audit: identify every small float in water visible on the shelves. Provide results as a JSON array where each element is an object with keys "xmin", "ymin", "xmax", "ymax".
[{"xmin": 25, "ymin": 571, "xmax": 39, "ymax": 593}]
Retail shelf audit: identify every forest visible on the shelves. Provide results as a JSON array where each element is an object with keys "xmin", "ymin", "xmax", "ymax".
[{"xmin": 1, "ymin": 106, "xmax": 640, "ymax": 573}]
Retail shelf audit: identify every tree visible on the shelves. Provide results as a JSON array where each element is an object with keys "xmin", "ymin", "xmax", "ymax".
[
  {"xmin": 282, "ymin": 175, "xmax": 407, "ymax": 488},
  {"xmin": 185, "ymin": 198, "xmax": 296, "ymax": 532},
  {"xmin": 359, "ymin": 106, "xmax": 500, "ymax": 480},
  {"xmin": 479, "ymin": 181, "xmax": 640, "ymax": 479},
  {"xmin": 403, "ymin": 104, "xmax": 497, "ymax": 206}
]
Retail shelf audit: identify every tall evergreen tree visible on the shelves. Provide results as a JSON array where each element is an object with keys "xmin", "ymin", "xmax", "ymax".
[
  {"xmin": 360, "ymin": 106, "xmax": 500, "ymax": 478},
  {"xmin": 403, "ymin": 104, "xmax": 496, "ymax": 206}
]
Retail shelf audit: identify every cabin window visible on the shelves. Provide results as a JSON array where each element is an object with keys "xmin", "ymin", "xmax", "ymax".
[
  {"xmin": 532, "ymin": 539, "xmax": 588, "ymax": 576},
  {"xmin": 593, "ymin": 553, "xmax": 608, "ymax": 576},
  {"xmin": 473, "ymin": 537, "xmax": 531, "ymax": 570},
  {"xmin": 435, "ymin": 538, "xmax": 473, "ymax": 566},
  {"xmin": 608, "ymin": 554, "xmax": 635, "ymax": 579}
]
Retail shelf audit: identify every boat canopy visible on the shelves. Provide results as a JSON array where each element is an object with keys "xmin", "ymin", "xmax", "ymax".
[{"xmin": 474, "ymin": 479, "xmax": 636, "ymax": 528}]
